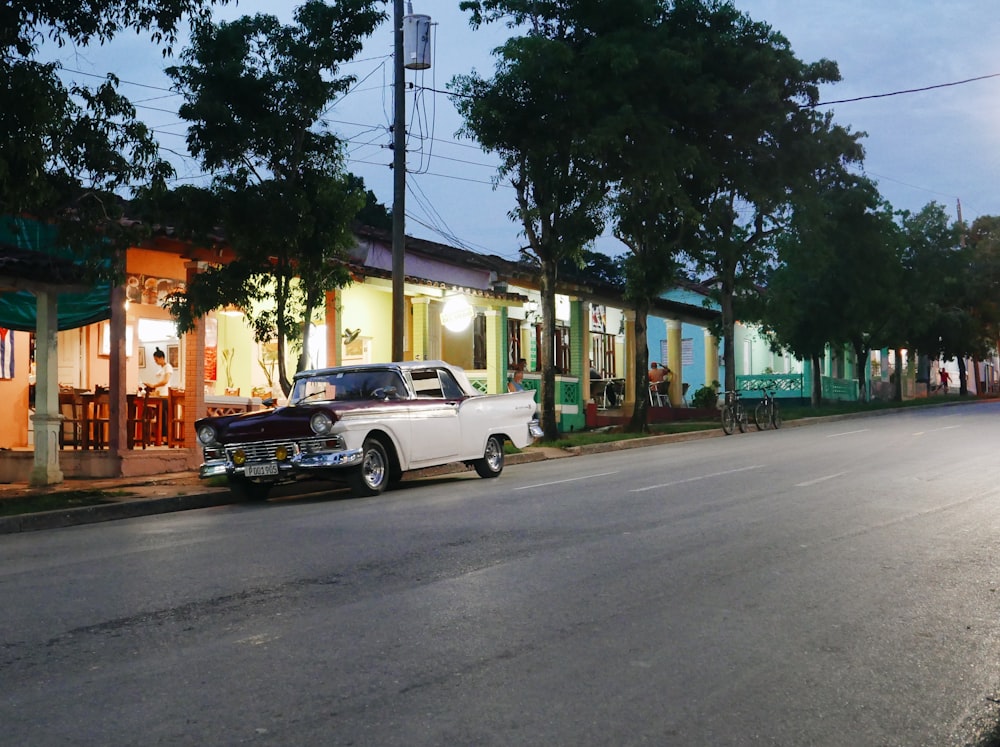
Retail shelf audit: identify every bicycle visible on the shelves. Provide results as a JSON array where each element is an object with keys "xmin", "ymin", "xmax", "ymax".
[
  {"xmin": 754, "ymin": 388, "xmax": 782, "ymax": 431},
  {"xmin": 720, "ymin": 390, "xmax": 748, "ymax": 435}
]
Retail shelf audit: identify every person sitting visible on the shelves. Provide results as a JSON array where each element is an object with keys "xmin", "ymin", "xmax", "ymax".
[
  {"xmin": 508, "ymin": 358, "xmax": 527, "ymax": 392},
  {"xmin": 649, "ymin": 361, "xmax": 666, "ymax": 393}
]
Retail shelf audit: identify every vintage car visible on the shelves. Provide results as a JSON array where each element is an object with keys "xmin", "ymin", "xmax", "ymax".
[{"xmin": 196, "ymin": 360, "xmax": 542, "ymax": 500}]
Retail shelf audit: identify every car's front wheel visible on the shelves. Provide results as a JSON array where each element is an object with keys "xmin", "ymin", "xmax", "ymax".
[
  {"xmin": 229, "ymin": 477, "xmax": 272, "ymax": 502},
  {"xmin": 348, "ymin": 437, "xmax": 390, "ymax": 497},
  {"xmin": 474, "ymin": 435, "xmax": 505, "ymax": 479}
]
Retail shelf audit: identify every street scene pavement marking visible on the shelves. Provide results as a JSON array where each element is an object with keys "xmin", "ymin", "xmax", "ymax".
[
  {"xmin": 796, "ymin": 472, "xmax": 845, "ymax": 488},
  {"xmin": 826, "ymin": 428, "xmax": 869, "ymax": 438},
  {"xmin": 630, "ymin": 464, "xmax": 764, "ymax": 493},
  {"xmin": 912, "ymin": 425, "xmax": 962, "ymax": 436},
  {"xmin": 514, "ymin": 471, "xmax": 620, "ymax": 491}
]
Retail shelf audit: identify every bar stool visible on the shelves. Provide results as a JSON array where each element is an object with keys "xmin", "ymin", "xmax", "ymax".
[{"xmin": 167, "ymin": 388, "xmax": 185, "ymax": 447}]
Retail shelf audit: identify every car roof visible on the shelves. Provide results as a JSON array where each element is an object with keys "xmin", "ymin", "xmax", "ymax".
[{"xmin": 292, "ymin": 360, "xmax": 457, "ymax": 381}]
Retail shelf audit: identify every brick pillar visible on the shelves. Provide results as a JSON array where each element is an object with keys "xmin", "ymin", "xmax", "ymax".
[{"xmin": 184, "ymin": 262, "xmax": 207, "ymax": 467}]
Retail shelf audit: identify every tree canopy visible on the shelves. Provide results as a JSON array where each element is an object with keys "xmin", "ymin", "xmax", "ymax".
[
  {"xmin": 149, "ymin": 0, "xmax": 385, "ymax": 394},
  {"xmin": 2, "ymin": 0, "xmax": 228, "ymax": 279}
]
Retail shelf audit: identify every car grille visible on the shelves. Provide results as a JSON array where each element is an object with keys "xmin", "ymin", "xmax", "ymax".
[{"xmin": 225, "ymin": 436, "xmax": 345, "ymax": 462}]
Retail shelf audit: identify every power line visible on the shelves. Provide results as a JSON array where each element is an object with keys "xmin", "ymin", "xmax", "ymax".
[{"xmin": 812, "ymin": 72, "xmax": 1000, "ymax": 107}]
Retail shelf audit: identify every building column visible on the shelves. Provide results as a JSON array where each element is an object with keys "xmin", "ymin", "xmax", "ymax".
[
  {"xmin": 325, "ymin": 289, "xmax": 341, "ymax": 367},
  {"xmin": 667, "ymin": 319, "xmax": 682, "ymax": 405},
  {"xmin": 183, "ymin": 262, "xmax": 207, "ymax": 465},
  {"xmin": 484, "ymin": 308, "xmax": 505, "ymax": 394},
  {"xmin": 108, "ymin": 284, "xmax": 127, "ymax": 456},
  {"xmin": 704, "ymin": 328, "xmax": 719, "ymax": 390},
  {"xmin": 29, "ymin": 288, "xmax": 63, "ymax": 486},
  {"xmin": 411, "ymin": 297, "xmax": 430, "ymax": 361},
  {"xmin": 622, "ymin": 309, "xmax": 636, "ymax": 410}
]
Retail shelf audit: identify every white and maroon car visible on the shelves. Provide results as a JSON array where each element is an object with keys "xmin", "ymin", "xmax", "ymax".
[{"xmin": 196, "ymin": 360, "xmax": 542, "ymax": 500}]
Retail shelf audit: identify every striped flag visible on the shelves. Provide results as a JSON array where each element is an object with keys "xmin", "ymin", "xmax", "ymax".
[{"xmin": 0, "ymin": 328, "xmax": 13, "ymax": 379}]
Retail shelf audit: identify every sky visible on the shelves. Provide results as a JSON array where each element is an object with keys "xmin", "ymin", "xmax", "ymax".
[{"xmin": 50, "ymin": 1, "xmax": 1000, "ymax": 261}]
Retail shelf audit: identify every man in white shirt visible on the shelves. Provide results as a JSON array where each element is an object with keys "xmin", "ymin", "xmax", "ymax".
[{"xmin": 145, "ymin": 348, "xmax": 174, "ymax": 397}]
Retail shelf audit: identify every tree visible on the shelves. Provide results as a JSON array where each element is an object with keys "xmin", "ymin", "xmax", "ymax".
[
  {"xmin": 669, "ymin": 2, "xmax": 861, "ymax": 395},
  {"xmin": 603, "ymin": 0, "xmax": 714, "ymax": 431},
  {"xmin": 897, "ymin": 203, "xmax": 968, "ymax": 394},
  {"xmin": 758, "ymin": 172, "xmax": 901, "ymax": 405},
  {"xmin": 453, "ymin": 2, "xmax": 613, "ymax": 440},
  {"xmin": 2, "ymin": 0, "xmax": 227, "ymax": 278},
  {"xmin": 155, "ymin": 0, "xmax": 385, "ymax": 394}
]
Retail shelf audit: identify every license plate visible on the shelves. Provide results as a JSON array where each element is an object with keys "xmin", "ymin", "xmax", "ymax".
[{"xmin": 245, "ymin": 462, "xmax": 279, "ymax": 477}]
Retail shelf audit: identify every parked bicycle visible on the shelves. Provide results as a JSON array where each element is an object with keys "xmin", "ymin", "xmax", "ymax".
[
  {"xmin": 720, "ymin": 390, "xmax": 747, "ymax": 435},
  {"xmin": 754, "ymin": 388, "xmax": 782, "ymax": 431}
]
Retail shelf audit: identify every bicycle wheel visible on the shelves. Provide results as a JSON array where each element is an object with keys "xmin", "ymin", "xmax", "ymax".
[
  {"xmin": 771, "ymin": 402, "xmax": 782, "ymax": 429},
  {"xmin": 754, "ymin": 402, "xmax": 769, "ymax": 430},
  {"xmin": 721, "ymin": 405, "xmax": 736, "ymax": 435},
  {"xmin": 737, "ymin": 404, "xmax": 748, "ymax": 433}
]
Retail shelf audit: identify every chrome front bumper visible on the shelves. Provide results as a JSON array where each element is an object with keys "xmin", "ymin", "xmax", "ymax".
[{"xmin": 199, "ymin": 447, "xmax": 364, "ymax": 480}]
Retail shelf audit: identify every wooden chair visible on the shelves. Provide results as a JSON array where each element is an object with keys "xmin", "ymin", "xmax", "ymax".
[
  {"xmin": 89, "ymin": 393, "xmax": 110, "ymax": 449},
  {"xmin": 138, "ymin": 390, "xmax": 162, "ymax": 448},
  {"xmin": 167, "ymin": 388, "xmax": 185, "ymax": 447},
  {"xmin": 58, "ymin": 391, "xmax": 86, "ymax": 449}
]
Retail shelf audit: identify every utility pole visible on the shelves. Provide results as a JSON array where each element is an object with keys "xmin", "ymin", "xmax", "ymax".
[{"xmin": 391, "ymin": 0, "xmax": 406, "ymax": 361}]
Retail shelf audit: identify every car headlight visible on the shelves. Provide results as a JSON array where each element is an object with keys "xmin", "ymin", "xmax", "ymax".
[
  {"xmin": 310, "ymin": 411, "xmax": 334, "ymax": 435},
  {"xmin": 197, "ymin": 424, "xmax": 218, "ymax": 445}
]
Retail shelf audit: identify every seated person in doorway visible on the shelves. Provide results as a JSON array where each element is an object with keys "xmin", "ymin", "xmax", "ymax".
[
  {"xmin": 508, "ymin": 358, "xmax": 527, "ymax": 392},
  {"xmin": 589, "ymin": 359, "xmax": 601, "ymax": 382}
]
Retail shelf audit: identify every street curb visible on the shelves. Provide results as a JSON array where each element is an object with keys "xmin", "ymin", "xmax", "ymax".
[
  {"xmin": 0, "ymin": 400, "xmax": 982, "ymax": 535},
  {"xmin": 0, "ymin": 491, "xmax": 236, "ymax": 535}
]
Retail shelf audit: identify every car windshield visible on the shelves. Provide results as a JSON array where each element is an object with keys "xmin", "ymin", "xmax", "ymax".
[{"xmin": 289, "ymin": 370, "xmax": 406, "ymax": 405}]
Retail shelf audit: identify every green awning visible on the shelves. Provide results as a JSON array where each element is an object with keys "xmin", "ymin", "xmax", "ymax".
[
  {"xmin": 0, "ymin": 216, "xmax": 112, "ymax": 331},
  {"xmin": 0, "ymin": 289, "xmax": 111, "ymax": 331}
]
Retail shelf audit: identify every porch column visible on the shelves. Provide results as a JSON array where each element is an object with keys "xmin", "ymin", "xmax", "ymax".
[
  {"xmin": 484, "ymin": 308, "xmax": 504, "ymax": 394},
  {"xmin": 411, "ymin": 297, "xmax": 430, "ymax": 361},
  {"xmin": 704, "ymin": 328, "xmax": 719, "ymax": 389},
  {"xmin": 108, "ymin": 284, "xmax": 127, "ymax": 455},
  {"xmin": 667, "ymin": 319, "xmax": 682, "ymax": 405},
  {"xmin": 622, "ymin": 309, "xmax": 636, "ymax": 410},
  {"xmin": 183, "ymin": 262, "xmax": 207, "ymax": 466},
  {"xmin": 325, "ymin": 289, "xmax": 341, "ymax": 367},
  {"xmin": 29, "ymin": 288, "xmax": 63, "ymax": 486}
]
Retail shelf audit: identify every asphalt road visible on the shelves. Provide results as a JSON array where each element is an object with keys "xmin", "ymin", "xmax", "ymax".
[{"xmin": 2, "ymin": 403, "xmax": 1000, "ymax": 746}]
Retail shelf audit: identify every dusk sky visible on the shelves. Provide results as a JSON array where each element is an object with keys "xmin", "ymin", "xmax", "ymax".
[{"xmin": 53, "ymin": 1, "xmax": 1000, "ymax": 260}]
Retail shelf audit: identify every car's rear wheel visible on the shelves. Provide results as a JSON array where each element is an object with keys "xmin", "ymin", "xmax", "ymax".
[
  {"xmin": 348, "ymin": 437, "xmax": 389, "ymax": 497},
  {"xmin": 229, "ymin": 477, "xmax": 272, "ymax": 502},
  {"xmin": 474, "ymin": 435, "xmax": 505, "ymax": 478}
]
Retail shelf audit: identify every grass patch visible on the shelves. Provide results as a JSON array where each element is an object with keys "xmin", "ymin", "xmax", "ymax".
[
  {"xmin": 533, "ymin": 393, "xmax": 982, "ymax": 450},
  {"xmin": 0, "ymin": 490, "xmax": 122, "ymax": 517}
]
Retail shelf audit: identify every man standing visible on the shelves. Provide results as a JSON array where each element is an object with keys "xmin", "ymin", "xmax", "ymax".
[{"xmin": 145, "ymin": 348, "xmax": 174, "ymax": 396}]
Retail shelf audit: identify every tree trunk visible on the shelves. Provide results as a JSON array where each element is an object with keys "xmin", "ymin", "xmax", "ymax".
[
  {"xmin": 720, "ymin": 290, "xmax": 736, "ymax": 394},
  {"xmin": 810, "ymin": 353, "xmax": 822, "ymax": 407},
  {"xmin": 539, "ymin": 258, "xmax": 559, "ymax": 441},
  {"xmin": 852, "ymin": 341, "xmax": 870, "ymax": 402},
  {"xmin": 626, "ymin": 298, "xmax": 650, "ymax": 433},
  {"xmin": 893, "ymin": 348, "xmax": 903, "ymax": 401},
  {"xmin": 958, "ymin": 356, "xmax": 969, "ymax": 396}
]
